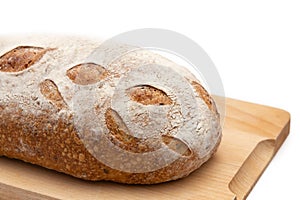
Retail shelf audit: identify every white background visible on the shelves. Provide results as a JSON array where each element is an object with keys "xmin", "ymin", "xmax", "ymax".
[{"xmin": 1, "ymin": 0, "xmax": 299, "ymax": 199}]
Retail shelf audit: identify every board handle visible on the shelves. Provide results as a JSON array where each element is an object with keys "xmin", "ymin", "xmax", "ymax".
[{"xmin": 229, "ymin": 118, "xmax": 290, "ymax": 200}]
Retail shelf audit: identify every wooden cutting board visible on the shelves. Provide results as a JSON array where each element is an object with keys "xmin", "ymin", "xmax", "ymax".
[{"xmin": 0, "ymin": 98, "xmax": 290, "ymax": 200}]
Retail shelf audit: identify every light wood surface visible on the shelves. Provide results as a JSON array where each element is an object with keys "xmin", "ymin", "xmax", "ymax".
[{"xmin": 0, "ymin": 98, "xmax": 290, "ymax": 200}]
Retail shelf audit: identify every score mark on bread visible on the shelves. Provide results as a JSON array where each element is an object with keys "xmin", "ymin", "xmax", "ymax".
[
  {"xmin": 191, "ymin": 81, "xmax": 219, "ymax": 116},
  {"xmin": 127, "ymin": 85, "xmax": 173, "ymax": 106},
  {"xmin": 0, "ymin": 46, "xmax": 50, "ymax": 72},
  {"xmin": 40, "ymin": 79, "xmax": 67, "ymax": 110},
  {"xmin": 66, "ymin": 63, "xmax": 108, "ymax": 85},
  {"xmin": 105, "ymin": 108, "xmax": 158, "ymax": 153},
  {"xmin": 162, "ymin": 135, "xmax": 192, "ymax": 157}
]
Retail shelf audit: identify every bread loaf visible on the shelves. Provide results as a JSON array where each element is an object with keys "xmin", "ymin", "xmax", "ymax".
[{"xmin": 0, "ymin": 36, "xmax": 221, "ymax": 184}]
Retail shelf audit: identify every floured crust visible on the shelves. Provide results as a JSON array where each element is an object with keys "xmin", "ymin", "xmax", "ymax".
[{"xmin": 0, "ymin": 35, "xmax": 222, "ymax": 184}]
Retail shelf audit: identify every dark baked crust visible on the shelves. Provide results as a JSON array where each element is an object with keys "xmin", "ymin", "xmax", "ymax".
[{"xmin": 0, "ymin": 98, "xmax": 220, "ymax": 184}]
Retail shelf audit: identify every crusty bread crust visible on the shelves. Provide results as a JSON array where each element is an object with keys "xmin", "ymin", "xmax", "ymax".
[{"xmin": 0, "ymin": 36, "xmax": 221, "ymax": 184}]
